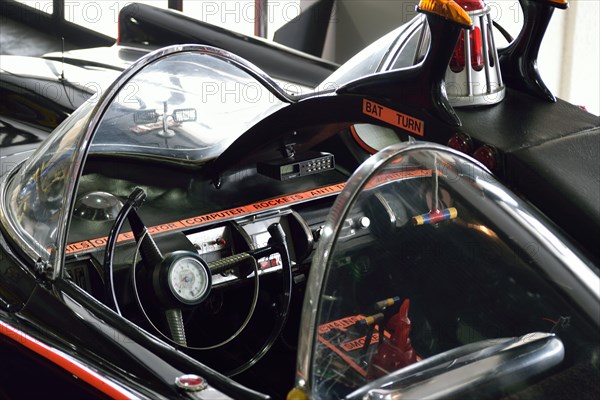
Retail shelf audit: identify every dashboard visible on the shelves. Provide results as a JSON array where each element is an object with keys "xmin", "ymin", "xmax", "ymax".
[
  {"xmin": 62, "ymin": 144, "xmax": 362, "ymax": 320},
  {"xmin": 65, "ymin": 181, "xmax": 377, "ymax": 293},
  {"xmin": 60, "ymin": 145, "xmax": 599, "ymax": 399},
  {"xmin": 61, "ymin": 146, "xmax": 367, "ymax": 388}
]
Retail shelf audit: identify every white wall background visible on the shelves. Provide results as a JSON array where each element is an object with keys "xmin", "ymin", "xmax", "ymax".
[
  {"xmin": 14, "ymin": 0, "xmax": 302, "ymax": 40},
  {"xmin": 315, "ymin": 0, "xmax": 599, "ymax": 115},
  {"xmin": 15, "ymin": 0, "xmax": 599, "ymax": 114}
]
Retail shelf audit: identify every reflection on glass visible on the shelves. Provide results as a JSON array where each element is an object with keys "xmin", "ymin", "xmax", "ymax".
[
  {"xmin": 91, "ymin": 52, "xmax": 286, "ymax": 163},
  {"xmin": 308, "ymin": 147, "xmax": 597, "ymax": 399}
]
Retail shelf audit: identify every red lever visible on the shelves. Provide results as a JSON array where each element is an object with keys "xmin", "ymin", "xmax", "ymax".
[{"xmin": 367, "ymin": 299, "xmax": 418, "ymax": 380}]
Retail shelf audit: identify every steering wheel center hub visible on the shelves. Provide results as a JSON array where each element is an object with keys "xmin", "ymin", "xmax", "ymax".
[{"xmin": 153, "ymin": 251, "xmax": 212, "ymax": 307}]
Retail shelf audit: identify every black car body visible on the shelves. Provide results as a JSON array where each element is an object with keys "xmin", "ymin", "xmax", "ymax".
[
  {"xmin": 0, "ymin": 2, "xmax": 337, "ymax": 137},
  {"xmin": 0, "ymin": 1, "xmax": 598, "ymax": 399}
]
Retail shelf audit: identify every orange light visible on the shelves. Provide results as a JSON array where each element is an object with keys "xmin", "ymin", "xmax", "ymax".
[
  {"xmin": 454, "ymin": 0, "xmax": 485, "ymax": 12},
  {"xmin": 417, "ymin": 0, "xmax": 473, "ymax": 28},
  {"xmin": 543, "ymin": 0, "xmax": 569, "ymax": 10}
]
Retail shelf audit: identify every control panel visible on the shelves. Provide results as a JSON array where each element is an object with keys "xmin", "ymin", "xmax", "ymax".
[
  {"xmin": 241, "ymin": 215, "xmax": 284, "ymax": 273},
  {"xmin": 185, "ymin": 216, "xmax": 292, "ymax": 286},
  {"xmin": 257, "ymin": 151, "xmax": 335, "ymax": 181},
  {"xmin": 186, "ymin": 225, "xmax": 233, "ymax": 263}
]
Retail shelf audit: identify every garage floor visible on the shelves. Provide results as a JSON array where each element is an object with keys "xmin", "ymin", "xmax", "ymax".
[{"xmin": 0, "ymin": 17, "xmax": 76, "ymax": 56}]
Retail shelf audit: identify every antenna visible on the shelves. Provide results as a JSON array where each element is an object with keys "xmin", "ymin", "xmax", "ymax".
[
  {"xmin": 432, "ymin": 153, "xmax": 439, "ymax": 211},
  {"xmin": 58, "ymin": 36, "xmax": 75, "ymax": 109},
  {"xmin": 411, "ymin": 154, "xmax": 458, "ymax": 226},
  {"xmin": 60, "ymin": 37, "xmax": 65, "ymax": 81}
]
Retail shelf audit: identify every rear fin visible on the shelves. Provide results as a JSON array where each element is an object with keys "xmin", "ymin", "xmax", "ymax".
[
  {"xmin": 499, "ymin": 0, "xmax": 569, "ymax": 102},
  {"xmin": 337, "ymin": 0, "xmax": 473, "ymax": 127}
]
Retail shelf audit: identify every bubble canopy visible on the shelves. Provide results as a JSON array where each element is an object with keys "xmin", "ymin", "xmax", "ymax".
[
  {"xmin": 0, "ymin": 45, "xmax": 290, "ymax": 275},
  {"xmin": 296, "ymin": 142, "xmax": 597, "ymax": 398}
]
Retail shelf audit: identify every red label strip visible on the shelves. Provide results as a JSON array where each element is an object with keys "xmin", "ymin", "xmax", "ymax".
[
  {"xmin": 66, "ymin": 169, "xmax": 431, "ymax": 256},
  {"xmin": 0, "ymin": 320, "xmax": 137, "ymax": 399},
  {"xmin": 363, "ymin": 99, "xmax": 425, "ymax": 136},
  {"xmin": 66, "ymin": 182, "xmax": 347, "ymax": 255}
]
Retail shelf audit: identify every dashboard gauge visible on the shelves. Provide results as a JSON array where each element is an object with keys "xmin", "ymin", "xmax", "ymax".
[{"xmin": 167, "ymin": 257, "xmax": 210, "ymax": 305}]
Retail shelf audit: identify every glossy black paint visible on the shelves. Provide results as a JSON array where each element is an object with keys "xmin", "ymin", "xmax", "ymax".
[
  {"xmin": 455, "ymin": 91, "xmax": 600, "ymax": 260},
  {"xmin": 499, "ymin": 0, "xmax": 564, "ymax": 102},
  {"xmin": 0, "ymin": 73, "xmax": 74, "ymax": 131},
  {"xmin": 0, "ymin": 333, "xmax": 109, "ymax": 399},
  {"xmin": 0, "ymin": 116, "xmax": 47, "ymax": 151},
  {"xmin": 337, "ymin": 13, "xmax": 463, "ymax": 127},
  {"xmin": 1, "ymin": 1, "xmax": 338, "ymax": 133},
  {"xmin": 0, "ymin": 245, "xmax": 270, "ymax": 399},
  {"xmin": 206, "ymin": 11, "xmax": 468, "ymax": 177},
  {"xmin": 117, "ymin": 3, "xmax": 338, "ymax": 87},
  {"xmin": 0, "ymin": 3, "xmax": 598, "ymax": 399},
  {"xmin": 0, "ymin": 232, "xmax": 37, "ymax": 313},
  {"xmin": 0, "ymin": 56, "xmax": 119, "ymax": 132}
]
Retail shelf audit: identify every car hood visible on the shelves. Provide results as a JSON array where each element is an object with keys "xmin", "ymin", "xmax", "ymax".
[
  {"xmin": 43, "ymin": 45, "xmax": 149, "ymax": 72},
  {"xmin": 0, "ymin": 55, "xmax": 120, "ymax": 92}
]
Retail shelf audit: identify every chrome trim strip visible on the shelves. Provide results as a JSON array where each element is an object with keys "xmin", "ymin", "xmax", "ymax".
[
  {"xmin": 480, "ymin": 14, "xmax": 492, "ymax": 93},
  {"xmin": 363, "ymin": 333, "xmax": 564, "ymax": 399},
  {"xmin": 449, "ymin": 87, "xmax": 505, "ymax": 107},
  {"xmin": 487, "ymin": 13, "xmax": 503, "ymax": 86},
  {"xmin": 295, "ymin": 141, "xmax": 599, "ymax": 394},
  {"xmin": 464, "ymin": 26, "xmax": 473, "ymax": 96},
  {"xmin": 486, "ymin": 182, "xmax": 600, "ymax": 300},
  {"xmin": 345, "ymin": 332, "xmax": 560, "ymax": 399}
]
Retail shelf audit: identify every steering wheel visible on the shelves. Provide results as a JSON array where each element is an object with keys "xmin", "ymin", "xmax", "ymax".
[
  {"xmin": 103, "ymin": 187, "xmax": 293, "ymax": 375},
  {"xmin": 345, "ymin": 332, "xmax": 564, "ymax": 399}
]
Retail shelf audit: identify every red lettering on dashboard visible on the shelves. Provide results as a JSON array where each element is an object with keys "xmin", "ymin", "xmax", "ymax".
[
  {"xmin": 66, "ymin": 241, "xmax": 94, "ymax": 253},
  {"xmin": 66, "ymin": 183, "xmax": 346, "ymax": 255},
  {"xmin": 318, "ymin": 315, "xmax": 365, "ymax": 334},
  {"xmin": 340, "ymin": 333, "xmax": 381, "ymax": 352},
  {"xmin": 65, "ymin": 173, "xmax": 427, "ymax": 256},
  {"xmin": 148, "ymin": 222, "xmax": 185, "ymax": 234},
  {"xmin": 90, "ymin": 237, "xmax": 107, "ymax": 248}
]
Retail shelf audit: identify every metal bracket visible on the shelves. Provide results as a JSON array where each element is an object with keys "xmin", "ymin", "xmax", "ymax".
[
  {"xmin": 281, "ymin": 142, "xmax": 296, "ymax": 158},
  {"xmin": 34, "ymin": 257, "xmax": 52, "ymax": 279}
]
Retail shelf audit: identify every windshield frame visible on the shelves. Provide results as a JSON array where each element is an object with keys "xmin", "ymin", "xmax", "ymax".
[
  {"xmin": 295, "ymin": 141, "xmax": 599, "ymax": 396},
  {"xmin": 0, "ymin": 44, "xmax": 295, "ymax": 280}
]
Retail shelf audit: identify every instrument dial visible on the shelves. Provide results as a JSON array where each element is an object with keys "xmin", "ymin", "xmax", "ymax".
[{"xmin": 168, "ymin": 257, "xmax": 210, "ymax": 304}]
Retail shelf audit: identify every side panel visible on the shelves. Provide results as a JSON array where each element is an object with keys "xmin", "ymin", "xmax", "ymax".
[{"xmin": 0, "ymin": 332, "xmax": 109, "ymax": 399}]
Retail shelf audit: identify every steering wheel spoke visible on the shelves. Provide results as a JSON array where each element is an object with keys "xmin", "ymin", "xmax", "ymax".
[
  {"xmin": 165, "ymin": 308, "xmax": 187, "ymax": 346},
  {"xmin": 208, "ymin": 252, "xmax": 257, "ymax": 276}
]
